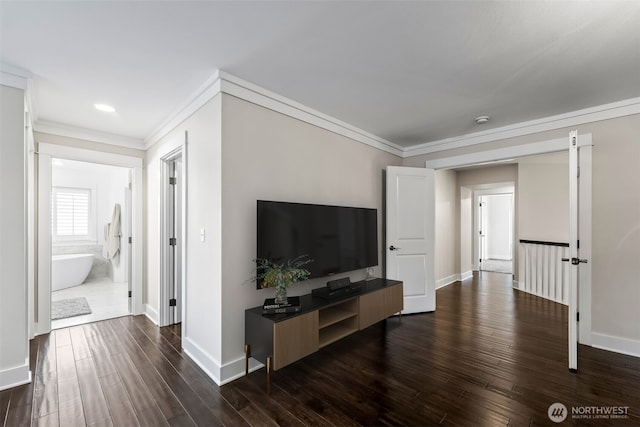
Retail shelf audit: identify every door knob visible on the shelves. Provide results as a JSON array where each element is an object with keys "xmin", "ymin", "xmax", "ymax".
[
  {"xmin": 562, "ymin": 257, "xmax": 588, "ymax": 265},
  {"xmin": 389, "ymin": 245, "xmax": 401, "ymax": 251}
]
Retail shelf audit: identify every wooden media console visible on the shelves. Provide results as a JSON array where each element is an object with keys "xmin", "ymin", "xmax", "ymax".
[{"xmin": 244, "ymin": 278, "xmax": 403, "ymax": 387}]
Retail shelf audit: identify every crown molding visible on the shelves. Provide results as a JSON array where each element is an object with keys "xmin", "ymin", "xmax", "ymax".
[
  {"xmin": 144, "ymin": 70, "xmax": 222, "ymax": 149},
  {"xmin": 24, "ymin": 63, "xmax": 640, "ymax": 158},
  {"xmin": 144, "ymin": 70, "xmax": 404, "ymax": 156},
  {"xmin": 217, "ymin": 71, "xmax": 404, "ymax": 157},
  {"xmin": 0, "ymin": 63, "xmax": 32, "ymax": 90},
  {"xmin": 404, "ymin": 97, "xmax": 640, "ymax": 158},
  {"xmin": 34, "ymin": 120, "xmax": 145, "ymax": 150}
]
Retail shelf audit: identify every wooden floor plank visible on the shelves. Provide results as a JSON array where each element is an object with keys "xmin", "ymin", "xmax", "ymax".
[
  {"xmin": 106, "ymin": 319, "xmax": 196, "ymax": 425},
  {"xmin": 129, "ymin": 316, "xmax": 251, "ymax": 427},
  {"xmin": 75, "ymin": 358, "xmax": 111, "ymax": 425},
  {"xmin": 109, "ymin": 351, "xmax": 169, "ymax": 427},
  {"xmin": 69, "ymin": 326, "xmax": 92, "ymax": 361}
]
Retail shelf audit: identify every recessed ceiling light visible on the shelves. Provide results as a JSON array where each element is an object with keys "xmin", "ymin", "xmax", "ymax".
[
  {"xmin": 95, "ymin": 103, "xmax": 116, "ymax": 113},
  {"xmin": 475, "ymin": 115, "xmax": 490, "ymax": 124}
]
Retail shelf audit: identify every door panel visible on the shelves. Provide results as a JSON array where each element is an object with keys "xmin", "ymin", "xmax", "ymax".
[
  {"xmin": 386, "ymin": 166, "xmax": 435, "ymax": 313},
  {"xmin": 396, "ymin": 255, "xmax": 427, "ymax": 296}
]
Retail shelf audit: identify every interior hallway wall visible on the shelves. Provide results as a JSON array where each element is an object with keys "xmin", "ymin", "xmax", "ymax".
[
  {"xmin": 0, "ymin": 84, "xmax": 28, "ymax": 390},
  {"xmin": 434, "ymin": 169, "xmax": 458, "ymax": 286},
  {"xmin": 145, "ymin": 95, "xmax": 224, "ymax": 378}
]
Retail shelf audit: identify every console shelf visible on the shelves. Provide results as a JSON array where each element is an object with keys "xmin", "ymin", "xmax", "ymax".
[
  {"xmin": 318, "ymin": 298, "xmax": 359, "ymax": 348},
  {"xmin": 319, "ymin": 321, "xmax": 358, "ymax": 348},
  {"xmin": 318, "ymin": 299, "xmax": 358, "ymax": 329},
  {"xmin": 245, "ymin": 279, "xmax": 403, "ymax": 379}
]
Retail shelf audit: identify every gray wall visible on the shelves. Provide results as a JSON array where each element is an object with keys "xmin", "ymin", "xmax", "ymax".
[
  {"xmin": 0, "ymin": 84, "xmax": 28, "ymax": 389},
  {"xmin": 220, "ymin": 93, "xmax": 403, "ymax": 363}
]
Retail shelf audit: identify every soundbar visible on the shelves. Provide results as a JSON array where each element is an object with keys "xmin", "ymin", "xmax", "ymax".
[
  {"xmin": 326, "ymin": 277, "xmax": 352, "ymax": 291},
  {"xmin": 312, "ymin": 283, "xmax": 362, "ymax": 299}
]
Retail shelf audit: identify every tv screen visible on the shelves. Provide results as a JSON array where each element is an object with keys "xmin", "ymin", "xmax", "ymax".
[{"xmin": 256, "ymin": 200, "xmax": 378, "ymax": 288}]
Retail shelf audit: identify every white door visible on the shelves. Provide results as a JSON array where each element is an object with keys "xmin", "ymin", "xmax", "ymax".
[
  {"xmin": 566, "ymin": 130, "xmax": 593, "ymax": 371},
  {"xmin": 386, "ymin": 166, "xmax": 435, "ymax": 313},
  {"xmin": 173, "ymin": 158, "xmax": 183, "ymax": 324}
]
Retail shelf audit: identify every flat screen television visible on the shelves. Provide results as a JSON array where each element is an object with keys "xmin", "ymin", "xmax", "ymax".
[{"xmin": 256, "ymin": 200, "xmax": 378, "ymax": 288}]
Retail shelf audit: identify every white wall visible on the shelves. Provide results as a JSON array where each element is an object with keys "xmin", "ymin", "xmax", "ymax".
[
  {"xmin": 0, "ymin": 84, "xmax": 29, "ymax": 390},
  {"xmin": 518, "ymin": 152, "xmax": 569, "ymax": 243},
  {"xmin": 145, "ymin": 95, "xmax": 224, "ymax": 377}
]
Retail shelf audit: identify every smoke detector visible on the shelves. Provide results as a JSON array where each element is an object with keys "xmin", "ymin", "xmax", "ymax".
[{"xmin": 475, "ymin": 115, "xmax": 490, "ymax": 124}]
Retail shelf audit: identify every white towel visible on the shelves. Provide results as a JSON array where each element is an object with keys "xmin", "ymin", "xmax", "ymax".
[{"xmin": 107, "ymin": 204, "xmax": 121, "ymax": 259}]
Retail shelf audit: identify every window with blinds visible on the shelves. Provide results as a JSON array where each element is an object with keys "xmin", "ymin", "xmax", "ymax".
[{"xmin": 52, "ymin": 187, "xmax": 92, "ymax": 241}]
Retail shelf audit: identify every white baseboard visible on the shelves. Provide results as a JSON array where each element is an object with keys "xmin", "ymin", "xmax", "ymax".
[
  {"xmin": 0, "ymin": 362, "xmax": 31, "ymax": 391},
  {"xmin": 436, "ymin": 271, "xmax": 473, "ymax": 290},
  {"xmin": 182, "ymin": 337, "xmax": 263, "ymax": 386},
  {"xmin": 460, "ymin": 270, "xmax": 473, "ymax": 281},
  {"xmin": 220, "ymin": 356, "xmax": 264, "ymax": 385},
  {"xmin": 591, "ymin": 333, "xmax": 640, "ymax": 359},
  {"xmin": 512, "ymin": 280, "xmax": 520, "ymax": 289},
  {"xmin": 144, "ymin": 304, "xmax": 159, "ymax": 325},
  {"xmin": 183, "ymin": 337, "xmax": 222, "ymax": 385},
  {"xmin": 436, "ymin": 274, "xmax": 458, "ymax": 290}
]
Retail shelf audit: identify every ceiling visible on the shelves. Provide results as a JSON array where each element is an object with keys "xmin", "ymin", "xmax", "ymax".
[{"xmin": 2, "ymin": 1, "xmax": 639, "ymax": 150}]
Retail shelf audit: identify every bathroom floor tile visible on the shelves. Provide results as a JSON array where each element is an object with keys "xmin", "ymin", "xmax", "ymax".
[{"xmin": 51, "ymin": 278, "xmax": 129, "ymax": 329}]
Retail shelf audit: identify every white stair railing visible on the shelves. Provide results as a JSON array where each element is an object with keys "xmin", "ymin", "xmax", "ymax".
[{"xmin": 520, "ymin": 240, "xmax": 569, "ymax": 305}]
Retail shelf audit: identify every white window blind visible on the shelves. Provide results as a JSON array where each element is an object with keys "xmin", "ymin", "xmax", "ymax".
[{"xmin": 52, "ymin": 187, "xmax": 91, "ymax": 240}]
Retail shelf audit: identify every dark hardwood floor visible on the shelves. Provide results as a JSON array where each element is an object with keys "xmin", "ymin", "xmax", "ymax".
[{"xmin": 3, "ymin": 272, "xmax": 640, "ymax": 426}]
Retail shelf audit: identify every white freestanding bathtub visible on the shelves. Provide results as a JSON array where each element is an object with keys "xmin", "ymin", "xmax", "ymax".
[{"xmin": 51, "ymin": 253, "xmax": 94, "ymax": 291}]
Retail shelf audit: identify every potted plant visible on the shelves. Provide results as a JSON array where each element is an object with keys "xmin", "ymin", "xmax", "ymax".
[{"xmin": 254, "ymin": 255, "xmax": 312, "ymax": 304}]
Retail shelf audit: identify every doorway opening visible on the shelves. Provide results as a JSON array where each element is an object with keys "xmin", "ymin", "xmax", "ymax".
[
  {"xmin": 49, "ymin": 159, "xmax": 132, "ymax": 329},
  {"xmin": 477, "ymin": 189, "xmax": 514, "ymax": 275},
  {"xmin": 160, "ymin": 148, "xmax": 184, "ymax": 327},
  {"xmin": 34, "ymin": 143, "xmax": 143, "ymax": 337}
]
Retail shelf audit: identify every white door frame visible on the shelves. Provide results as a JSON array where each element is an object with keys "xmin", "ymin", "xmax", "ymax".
[
  {"xmin": 35, "ymin": 143, "xmax": 143, "ymax": 336},
  {"xmin": 159, "ymin": 144, "xmax": 187, "ymax": 327},
  {"xmin": 425, "ymin": 134, "xmax": 592, "ymax": 347}
]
